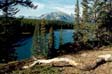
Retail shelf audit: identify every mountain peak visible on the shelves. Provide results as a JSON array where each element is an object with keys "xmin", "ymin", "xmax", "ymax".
[{"xmin": 39, "ymin": 11, "xmax": 74, "ymax": 23}]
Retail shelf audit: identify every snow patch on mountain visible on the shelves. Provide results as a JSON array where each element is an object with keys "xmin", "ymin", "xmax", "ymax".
[{"xmin": 38, "ymin": 11, "xmax": 74, "ymax": 23}]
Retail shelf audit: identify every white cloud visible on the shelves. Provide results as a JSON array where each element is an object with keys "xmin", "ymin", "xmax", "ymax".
[
  {"xmin": 15, "ymin": 2, "xmax": 46, "ymax": 17},
  {"xmin": 53, "ymin": 5, "xmax": 83, "ymax": 16},
  {"xmin": 53, "ymin": 5, "xmax": 74, "ymax": 14}
]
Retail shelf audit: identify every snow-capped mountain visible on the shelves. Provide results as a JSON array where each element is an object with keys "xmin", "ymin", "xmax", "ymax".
[{"xmin": 38, "ymin": 11, "xmax": 74, "ymax": 23}]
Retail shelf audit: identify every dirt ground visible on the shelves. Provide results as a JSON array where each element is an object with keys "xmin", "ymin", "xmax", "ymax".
[
  {"xmin": 0, "ymin": 47, "xmax": 112, "ymax": 74},
  {"xmin": 26, "ymin": 47, "xmax": 112, "ymax": 74},
  {"xmin": 54, "ymin": 47, "xmax": 112, "ymax": 74}
]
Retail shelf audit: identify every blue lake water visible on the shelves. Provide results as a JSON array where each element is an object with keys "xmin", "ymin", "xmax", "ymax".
[
  {"xmin": 54, "ymin": 29, "xmax": 74, "ymax": 49},
  {"xmin": 16, "ymin": 29, "xmax": 74, "ymax": 60},
  {"xmin": 16, "ymin": 37, "xmax": 32, "ymax": 60}
]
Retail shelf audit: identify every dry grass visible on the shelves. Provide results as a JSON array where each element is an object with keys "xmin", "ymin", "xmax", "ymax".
[{"xmin": 0, "ymin": 46, "xmax": 112, "ymax": 74}]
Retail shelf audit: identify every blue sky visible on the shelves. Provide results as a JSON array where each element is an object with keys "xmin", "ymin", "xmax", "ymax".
[{"xmin": 12, "ymin": 0, "xmax": 82, "ymax": 17}]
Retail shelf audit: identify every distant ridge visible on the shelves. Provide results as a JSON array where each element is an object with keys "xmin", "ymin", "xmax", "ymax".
[{"xmin": 38, "ymin": 11, "xmax": 74, "ymax": 23}]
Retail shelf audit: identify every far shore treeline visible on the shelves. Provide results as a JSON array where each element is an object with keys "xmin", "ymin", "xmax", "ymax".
[{"xmin": 0, "ymin": 17, "xmax": 73, "ymax": 35}]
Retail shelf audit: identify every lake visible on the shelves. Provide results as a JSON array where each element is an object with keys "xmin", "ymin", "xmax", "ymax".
[{"xmin": 16, "ymin": 29, "xmax": 74, "ymax": 60}]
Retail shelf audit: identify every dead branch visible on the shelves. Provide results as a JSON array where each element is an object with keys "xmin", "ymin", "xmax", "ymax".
[{"xmin": 22, "ymin": 54, "xmax": 112, "ymax": 71}]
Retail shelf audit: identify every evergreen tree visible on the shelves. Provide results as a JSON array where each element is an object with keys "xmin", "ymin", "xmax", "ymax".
[
  {"xmin": 40, "ymin": 19, "xmax": 48, "ymax": 56},
  {"xmin": 73, "ymin": 0, "xmax": 82, "ymax": 44},
  {"xmin": 82, "ymin": 0, "xmax": 89, "ymax": 23},
  {"xmin": 96, "ymin": 0, "xmax": 112, "ymax": 46},
  {"xmin": 74, "ymin": 0, "xmax": 80, "ymax": 27},
  {"xmin": 0, "ymin": 0, "xmax": 37, "ymax": 62},
  {"xmin": 87, "ymin": 0, "xmax": 112, "ymax": 47},
  {"xmin": 32, "ymin": 23, "xmax": 41, "ymax": 56},
  {"xmin": 73, "ymin": 0, "xmax": 98, "ymax": 48},
  {"xmin": 0, "ymin": 0, "xmax": 37, "ymax": 9},
  {"xmin": 47, "ymin": 26, "xmax": 56, "ymax": 58},
  {"xmin": 59, "ymin": 25, "xmax": 63, "ymax": 46},
  {"xmin": 88, "ymin": 0, "xmax": 100, "ymax": 23},
  {"xmin": 48, "ymin": 26, "xmax": 54, "ymax": 49}
]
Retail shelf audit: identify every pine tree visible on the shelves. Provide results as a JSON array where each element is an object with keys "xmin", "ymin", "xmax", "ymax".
[
  {"xmin": 74, "ymin": 0, "xmax": 96, "ymax": 45},
  {"xmin": 88, "ymin": 0, "xmax": 100, "ymax": 23},
  {"xmin": 74, "ymin": 0, "xmax": 80, "ymax": 38},
  {"xmin": 74, "ymin": 0, "xmax": 80, "ymax": 27},
  {"xmin": 48, "ymin": 26, "xmax": 54, "ymax": 49},
  {"xmin": 0, "ymin": 0, "xmax": 37, "ymax": 62},
  {"xmin": 96, "ymin": 0, "xmax": 112, "ymax": 45},
  {"xmin": 0, "ymin": 0, "xmax": 37, "ymax": 9},
  {"xmin": 87, "ymin": 0, "xmax": 112, "ymax": 46},
  {"xmin": 31, "ymin": 23, "xmax": 41, "ymax": 56},
  {"xmin": 82, "ymin": 0, "xmax": 89, "ymax": 23},
  {"xmin": 59, "ymin": 25, "xmax": 63, "ymax": 46},
  {"xmin": 73, "ymin": 0, "xmax": 81, "ymax": 43},
  {"xmin": 47, "ymin": 26, "xmax": 56, "ymax": 58},
  {"xmin": 74, "ymin": 0, "xmax": 81, "ymax": 41},
  {"xmin": 40, "ymin": 19, "xmax": 47, "ymax": 56}
]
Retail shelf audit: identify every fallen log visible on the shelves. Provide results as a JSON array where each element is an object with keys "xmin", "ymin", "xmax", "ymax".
[
  {"xmin": 22, "ymin": 54, "xmax": 112, "ymax": 71},
  {"xmin": 22, "ymin": 57, "xmax": 79, "ymax": 69}
]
